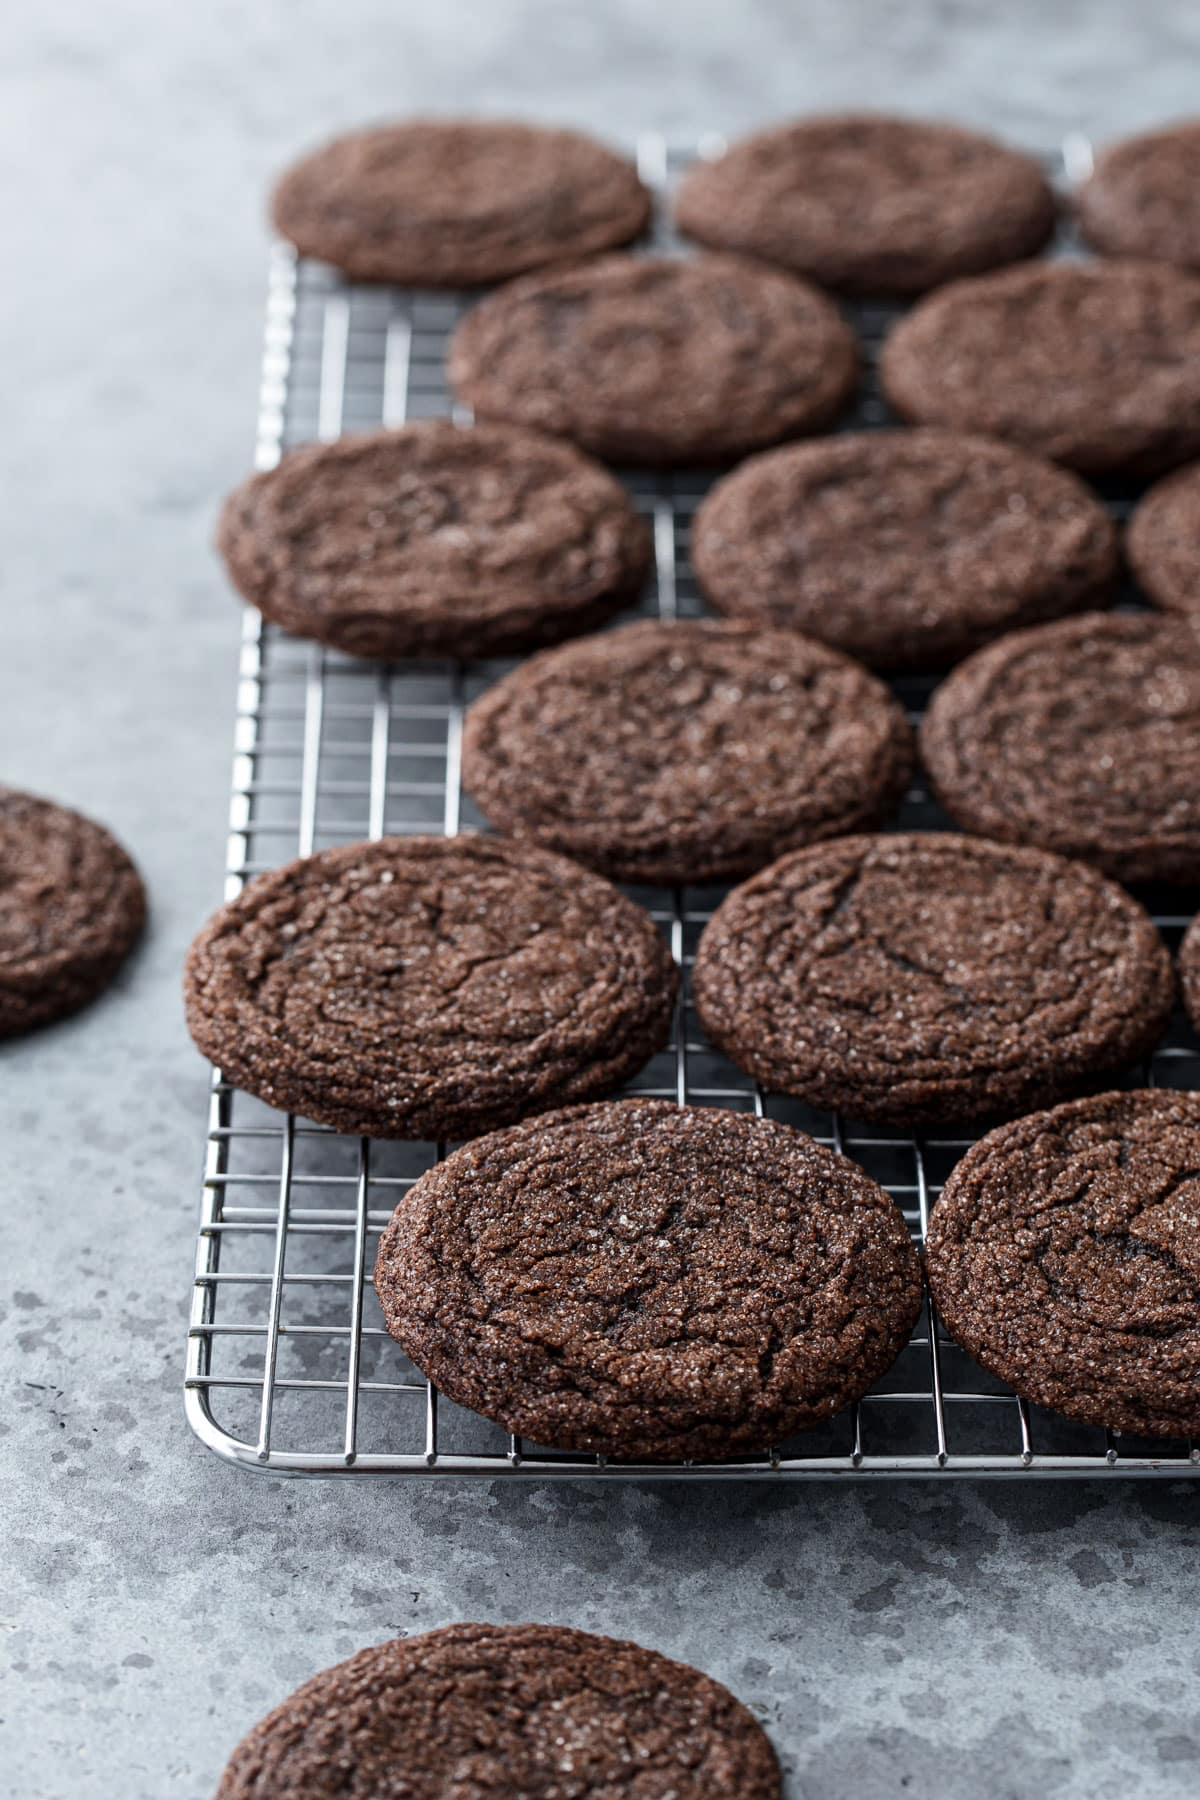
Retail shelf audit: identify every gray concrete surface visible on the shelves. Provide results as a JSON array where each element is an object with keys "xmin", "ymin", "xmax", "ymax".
[{"xmin": 3, "ymin": 3, "xmax": 1200, "ymax": 1795}]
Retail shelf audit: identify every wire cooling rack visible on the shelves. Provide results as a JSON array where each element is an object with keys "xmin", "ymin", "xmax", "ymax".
[{"xmin": 186, "ymin": 134, "xmax": 1200, "ymax": 1479}]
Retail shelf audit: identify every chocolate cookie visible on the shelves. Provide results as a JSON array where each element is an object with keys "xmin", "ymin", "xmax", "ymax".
[
  {"xmin": 692, "ymin": 834, "xmax": 1173, "ymax": 1128},
  {"xmin": 217, "ymin": 1623, "xmax": 781, "ymax": 1799},
  {"xmin": 921, "ymin": 612, "xmax": 1200, "ymax": 884},
  {"xmin": 270, "ymin": 120, "xmax": 650, "ymax": 285},
  {"xmin": 0, "ymin": 787, "xmax": 145, "ymax": 1038},
  {"xmin": 881, "ymin": 260, "xmax": 1200, "ymax": 478},
  {"xmin": 1180, "ymin": 913, "xmax": 1200, "ymax": 1035},
  {"xmin": 461, "ymin": 619, "xmax": 914, "ymax": 886},
  {"xmin": 183, "ymin": 835, "xmax": 676, "ymax": 1140},
  {"xmin": 448, "ymin": 253, "xmax": 858, "ymax": 465},
  {"xmin": 1078, "ymin": 121, "xmax": 1200, "ymax": 271},
  {"xmin": 1126, "ymin": 462, "xmax": 1200, "ymax": 618},
  {"xmin": 216, "ymin": 422, "xmax": 651, "ymax": 662},
  {"xmin": 692, "ymin": 430, "xmax": 1118, "ymax": 671},
  {"xmin": 676, "ymin": 114, "xmax": 1055, "ymax": 295},
  {"xmin": 375, "ymin": 1099, "xmax": 921, "ymax": 1459},
  {"xmin": 926, "ymin": 1089, "xmax": 1200, "ymax": 1439}
]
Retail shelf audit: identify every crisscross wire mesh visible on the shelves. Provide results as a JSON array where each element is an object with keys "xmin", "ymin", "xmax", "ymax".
[{"xmin": 185, "ymin": 135, "xmax": 1200, "ymax": 1478}]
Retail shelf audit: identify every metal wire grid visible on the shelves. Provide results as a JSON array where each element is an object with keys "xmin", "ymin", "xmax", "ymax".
[{"xmin": 186, "ymin": 134, "xmax": 1200, "ymax": 1479}]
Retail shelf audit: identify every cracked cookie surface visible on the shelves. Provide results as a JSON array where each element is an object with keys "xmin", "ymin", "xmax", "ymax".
[
  {"xmin": 1126, "ymin": 462, "xmax": 1200, "ymax": 620},
  {"xmin": 925, "ymin": 1089, "xmax": 1200, "ymax": 1439},
  {"xmin": 881, "ymin": 260, "xmax": 1200, "ymax": 477},
  {"xmin": 462, "ymin": 619, "xmax": 913, "ymax": 885},
  {"xmin": 921, "ymin": 612, "xmax": 1200, "ymax": 883},
  {"xmin": 270, "ymin": 120, "xmax": 650, "ymax": 285},
  {"xmin": 217, "ymin": 1622, "xmax": 781, "ymax": 1799},
  {"xmin": 183, "ymin": 836, "xmax": 676, "ymax": 1141},
  {"xmin": 374, "ymin": 1099, "xmax": 921, "ymax": 1460},
  {"xmin": 216, "ymin": 422, "xmax": 651, "ymax": 662},
  {"xmin": 676, "ymin": 114, "xmax": 1054, "ymax": 295},
  {"xmin": 692, "ymin": 430, "xmax": 1117, "ymax": 670},
  {"xmin": 692, "ymin": 834, "xmax": 1173, "ymax": 1128},
  {"xmin": 0, "ymin": 787, "xmax": 145, "ymax": 1038},
  {"xmin": 448, "ymin": 253, "xmax": 858, "ymax": 465},
  {"xmin": 1078, "ymin": 122, "xmax": 1200, "ymax": 271}
]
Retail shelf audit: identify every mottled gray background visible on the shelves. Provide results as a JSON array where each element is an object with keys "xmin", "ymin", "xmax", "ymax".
[{"xmin": 3, "ymin": 3, "xmax": 1200, "ymax": 1796}]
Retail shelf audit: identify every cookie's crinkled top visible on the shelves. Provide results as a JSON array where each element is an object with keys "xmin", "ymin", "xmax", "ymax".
[
  {"xmin": 676, "ymin": 114, "xmax": 1055, "ymax": 294},
  {"xmin": 375, "ymin": 1099, "xmax": 921, "ymax": 1460},
  {"xmin": 0, "ymin": 787, "xmax": 145, "ymax": 1038},
  {"xmin": 881, "ymin": 259, "xmax": 1200, "ymax": 476},
  {"xmin": 692, "ymin": 833, "xmax": 1173, "ymax": 1126},
  {"xmin": 184, "ymin": 835, "xmax": 676, "ymax": 1141},
  {"xmin": 216, "ymin": 422, "xmax": 651, "ymax": 661},
  {"xmin": 271, "ymin": 120, "xmax": 651, "ymax": 285},
  {"xmin": 920, "ymin": 611, "xmax": 1200, "ymax": 883},
  {"xmin": 461, "ymin": 618, "xmax": 914, "ymax": 885},
  {"xmin": 448, "ymin": 253, "xmax": 858, "ymax": 465},
  {"xmin": 926, "ymin": 1089, "xmax": 1200, "ymax": 1439},
  {"xmin": 217, "ymin": 1622, "xmax": 782, "ymax": 1799},
  {"xmin": 691, "ymin": 429, "xmax": 1117, "ymax": 670}
]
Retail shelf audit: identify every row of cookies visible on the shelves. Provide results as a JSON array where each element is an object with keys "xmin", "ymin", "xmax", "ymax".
[
  {"xmin": 267, "ymin": 116, "xmax": 1200, "ymax": 485},
  {"xmin": 219, "ymin": 413, "xmax": 1200, "ymax": 675},
  {"xmin": 273, "ymin": 114, "xmax": 1200, "ymax": 292},
  {"xmin": 374, "ymin": 1085, "xmax": 1200, "ymax": 1453},
  {"xmin": 446, "ymin": 251, "xmax": 1200, "ymax": 477},
  {"xmin": 216, "ymin": 407, "xmax": 1200, "ymax": 896},
  {"xmin": 182, "ymin": 821, "xmax": 1189, "ymax": 1139},
  {"xmin": 210, "ymin": 1082, "xmax": 1196, "ymax": 1793},
  {"xmin": 459, "ymin": 607, "xmax": 1200, "ymax": 890},
  {"xmin": 182, "ymin": 817, "xmax": 1199, "ymax": 1450}
]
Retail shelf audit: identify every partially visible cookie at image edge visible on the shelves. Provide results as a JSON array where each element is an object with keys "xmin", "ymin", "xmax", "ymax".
[
  {"xmin": 1178, "ymin": 912, "xmax": 1200, "ymax": 1037},
  {"xmin": 0, "ymin": 787, "xmax": 145, "ymax": 1038},
  {"xmin": 881, "ymin": 259, "xmax": 1200, "ymax": 477},
  {"xmin": 216, "ymin": 1623, "xmax": 782, "ymax": 1799},
  {"xmin": 1077, "ymin": 120, "xmax": 1200, "ymax": 271},
  {"xmin": 1126, "ymin": 461, "xmax": 1200, "ymax": 619},
  {"xmin": 926, "ymin": 1088, "xmax": 1200, "ymax": 1439},
  {"xmin": 920, "ymin": 611, "xmax": 1200, "ymax": 884}
]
